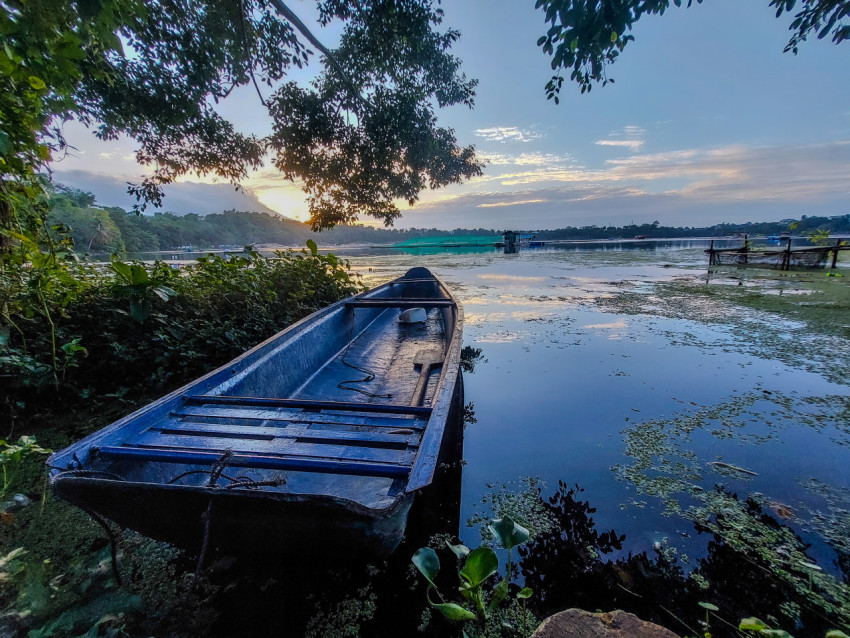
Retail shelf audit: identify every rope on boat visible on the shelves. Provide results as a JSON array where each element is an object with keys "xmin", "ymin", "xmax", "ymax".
[
  {"xmin": 168, "ymin": 469, "xmax": 239, "ymax": 485},
  {"xmin": 337, "ymin": 309, "xmax": 393, "ymax": 399},
  {"xmin": 194, "ymin": 448, "xmax": 233, "ymax": 583},
  {"xmin": 194, "ymin": 497, "xmax": 215, "ymax": 585},
  {"xmin": 78, "ymin": 505, "xmax": 123, "ymax": 587},
  {"xmin": 51, "ymin": 468, "xmax": 127, "ymax": 482},
  {"xmin": 207, "ymin": 449, "xmax": 233, "ymax": 487}
]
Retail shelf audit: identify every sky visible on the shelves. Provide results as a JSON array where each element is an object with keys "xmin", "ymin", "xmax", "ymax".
[{"xmin": 49, "ymin": 0, "xmax": 850, "ymax": 230}]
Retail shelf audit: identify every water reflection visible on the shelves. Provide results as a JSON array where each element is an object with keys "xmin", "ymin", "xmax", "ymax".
[{"xmin": 515, "ymin": 483, "xmax": 846, "ymax": 637}]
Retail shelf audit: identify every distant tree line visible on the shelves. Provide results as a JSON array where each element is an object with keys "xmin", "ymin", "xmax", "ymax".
[
  {"xmin": 46, "ymin": 185, "xmax": 500, "ymax": 254},
  {"xmin": 47, "ymin": 185, "xmax": 849, "ymax": 255},
  {"xmin": 531, "ymin": 216, "xmax": 850, "ymax": 241}
]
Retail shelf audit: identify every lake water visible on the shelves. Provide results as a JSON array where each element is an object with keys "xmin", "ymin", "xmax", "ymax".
[{"xmin": 308, "ymin": 240, "xmax": 850, "ymax": 636}]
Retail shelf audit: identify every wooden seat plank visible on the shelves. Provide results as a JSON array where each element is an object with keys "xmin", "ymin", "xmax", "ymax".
[
  {"xmin": 95, "ymin": 446, "xmax": 410, "ymax": 478},
  {"xmin": 128, "ymin": 430, "xmax": 410, "ymax": 464},
  {"xmin": 184, "ymin": 395, "xmax": 432, "ymax": 416},
  {"xmin": 152, "ymin": 420, "xmax": 418, "ymax": 448},
  {"xmin": 345, "ymin": 299, "xmax": 454, "ymax": 309},
  {"xmin": 172, "ymin": 405, "xmax": 426, "ymax": 429}
]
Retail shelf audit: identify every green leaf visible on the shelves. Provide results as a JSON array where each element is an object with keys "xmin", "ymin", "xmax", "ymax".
[
  {"xmin": 488, "ymin": 578, "xmax": 509, "ymax": 611},
  {"xmin": 28, "ymin": 75, "xmax": 46, "ymax": 90},
  {"xmin": 517, "ymin": 587, "xmax": 533, "ymax": 599},
  {"xmin": 306, "ymin": 239, "xmax": 318, "ymax": 256},
  {"xmin": 110, "ymin": 260, "xmax": 133, "ymax": 282},
  {"xmin": 459, "ymin": 547, "xmax": 499, "ymax": 587},
  {"xmin": 129, "ymin": 298, "xmax": 151, "ymax": 323},
  {"xmin": 699, "ymin": 602, "xmax": 719, "ymax": 611},
  {"xmin": 610, "ymin": 31, "xmax": 618, "ymax": 42},
  {"xmin": 129, "ymin": 264, "xmax": 149, "ymax": 285},
  {"xmin": 412, "ymin": 547, "xmax": 440, "ymax": 588},
  {"xmin": 489, "ymin": 516, "xmax": 530, "ymax": 550},
  {"xmin": 761, "ymin": 631, "xmax": 793, "ymax": 638},
  {"xmin": 61, "ymin": 339, "xmax": 87, "ymax": 356},
  {"xmin": 826, "ymin": 631, "xmax": 850, "ymax": 638},
  {"xmin": 151, "ymin": 286, "xmax": 176, "ymax": 302},
  {"xmin": 430, "ymin": 602, "xmax": 476, "ymax": 621},
  {"xmin": 446, "ymin": 541, "xmax": 470, "ymax": 559},
  {"xmin": 739, "ymin": 617, "xmax": 769, "ymax": 632}
]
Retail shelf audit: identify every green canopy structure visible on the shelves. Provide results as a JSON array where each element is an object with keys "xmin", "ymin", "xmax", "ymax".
[{"xmin": 391, "ymin": 235, "xmax": 501, "ymax": 248}]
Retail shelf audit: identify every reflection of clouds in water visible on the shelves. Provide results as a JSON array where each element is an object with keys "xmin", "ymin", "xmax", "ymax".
[
  {"xmin": 458, "ymin": 296, "xmax": 495, "ymax": 306},
  {"xmin": 478, "ymin": 274, "xmax": 547, "ymax": 283},
  {"xmin": 581, "ymin": 319, "xmax": 629, "ymax": 340},
  {"xmin": 464, "ymin": 312, "xmax": 509, "ymax": 325},
  {"xmin": 475, "ymin": 331, "xmax": 523, "ymax": 343},
  {"xmin": 511, "ymin": 310, "xmax": 560, "ymax": 321},
  {"xmin": 582, "ymin": 319, "xmax": 628, "ymax": 330}
]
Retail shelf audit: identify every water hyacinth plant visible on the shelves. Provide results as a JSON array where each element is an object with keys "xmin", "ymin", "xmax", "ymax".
[{"xmin": 412, "ymin": 515, "xmax": 533, "ymax": 628}]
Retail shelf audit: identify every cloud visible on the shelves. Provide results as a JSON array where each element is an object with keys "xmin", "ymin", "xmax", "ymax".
[
  {"xmin": 595, "ymin": 125, "xmax": 646, "ymax": 151},
  {"xmin": 478, "ymin": 199, "xmax": 546, "ymax": 208},
  {"xmin": 480, "ymin": 151, "xmax": 575, "ymax": 167},
  {"xmin": 595, "ymin": 140, "xmax": 644, "ymax": 151},
  {"xmin": 395, "ymin": 140, "xmax": 850, "ymax": 229},
  {"xmin": 474, "ymin": 126, "xmax": 542, "ymax": 143}
]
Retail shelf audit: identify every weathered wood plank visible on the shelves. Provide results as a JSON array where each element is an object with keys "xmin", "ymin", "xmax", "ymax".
[
  {"xmin": 172, "ymin": 405, "xmax": 426, "ymax": 429},
  {"xmin": 128, "ymin": 431, "xmax": 410, "ymax": 464},
  {"xmin": 345, "ymin": 299, "xmax": 454, "ymax": 309},
  {"xmin": 95, "ymin": 446, "xmax": 411, "ymax": 478},
  {"xmin": 151, "ymin": 420, "xmax": 418, "ymax": 448},
  {"xmin": 183, "ymin": 395, "xmax": 433, "ymax": 416}
]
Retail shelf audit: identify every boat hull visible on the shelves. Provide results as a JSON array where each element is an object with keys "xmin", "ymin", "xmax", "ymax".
[
  {"xmin": 53, "ymin": 477, "xmax": 415, "ymax": 555},
  {"xmin": 48, "ymin": 267, "xmax": 464, "ymax": 555}
]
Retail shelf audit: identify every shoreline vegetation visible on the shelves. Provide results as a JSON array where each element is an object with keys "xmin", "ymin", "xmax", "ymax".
[{"xmin": 47, "ymin": 184, "xmax": 850, "ymax": 255}]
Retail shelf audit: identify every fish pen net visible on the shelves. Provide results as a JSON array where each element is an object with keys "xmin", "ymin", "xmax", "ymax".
[
  {"xmin": 711, "ymin": 249, "xmax": 831, "ymax": 269},
  {"xmin": 392, "ymin": 235, "xmax": 500, "ymax": 248}
]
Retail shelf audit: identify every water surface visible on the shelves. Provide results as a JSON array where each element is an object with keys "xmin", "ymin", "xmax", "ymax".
[{"xmin": 341, "ymin": 243, "xmax": 849, "ymax": 615}]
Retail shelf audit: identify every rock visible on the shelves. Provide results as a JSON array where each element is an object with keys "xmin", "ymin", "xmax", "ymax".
[
  {"xmin": 530, "ymin": 609, "xmax": 679, "ymax": 638},
  {"xmin": 0, "ymin": 494, "xmax": 32, "ymax": 514}
]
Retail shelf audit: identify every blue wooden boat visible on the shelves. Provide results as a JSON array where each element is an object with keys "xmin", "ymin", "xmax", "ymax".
[{"xmin": 47, "ymin": 267, "xmax": 463, "ymax": 555}]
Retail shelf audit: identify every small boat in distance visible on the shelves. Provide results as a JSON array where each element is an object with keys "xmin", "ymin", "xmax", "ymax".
[{"xmin": 47, "ymin": 267, "xmax": 463, "ymax": 555}]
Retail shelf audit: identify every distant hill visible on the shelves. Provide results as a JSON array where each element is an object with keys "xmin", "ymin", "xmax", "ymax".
[{"xmin": 50, "ymin": 170, "xmax": 287, "ymax": 218}]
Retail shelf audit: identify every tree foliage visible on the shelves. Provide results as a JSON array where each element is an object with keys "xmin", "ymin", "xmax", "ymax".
[
  {"xmin": 535, "ymin": 0, "xmax": 850, "ymax": 98},
  {"xmin": 1, "ymin": 0, "xmax": 482, "ymax": 232}
]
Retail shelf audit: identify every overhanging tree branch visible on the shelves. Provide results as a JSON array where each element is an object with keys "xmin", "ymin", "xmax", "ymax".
[{"xmin": 267, "ymin": 0, "xmax": 371, "ymax": 110}]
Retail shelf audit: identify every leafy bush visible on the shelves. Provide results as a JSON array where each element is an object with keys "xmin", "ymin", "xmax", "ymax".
[{"xmin": 0, "ymin": 244, "xmax": 363, "ymax": 434}]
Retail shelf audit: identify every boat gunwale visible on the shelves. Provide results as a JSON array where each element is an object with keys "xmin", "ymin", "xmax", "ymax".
[{"xmin": 405, "ymin": 275, "xmax": 464, "ymax": 492}]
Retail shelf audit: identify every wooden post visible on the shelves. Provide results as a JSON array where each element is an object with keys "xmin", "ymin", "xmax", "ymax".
[
  {"xmin": 741, "ymin": 234, "xmax": 748, "ymax": 264},
  {"xmin": 708, "ymin": 239, "xmax": 715, "ymax": 266},
  {"xmin": 832, "ymin": 239, "xmax": 841, "ymax": 269},
  {"xmin": 783, "ymin": 238, "xmax": 792, "ymax": 271}
]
